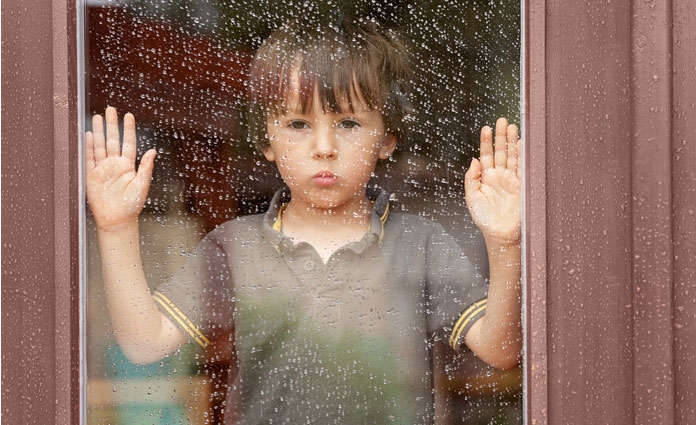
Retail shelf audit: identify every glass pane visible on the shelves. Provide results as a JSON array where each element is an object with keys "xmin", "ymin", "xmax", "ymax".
[{"xmin": 82, "ymin": 1, "xmax": 522, "ymax": 424}]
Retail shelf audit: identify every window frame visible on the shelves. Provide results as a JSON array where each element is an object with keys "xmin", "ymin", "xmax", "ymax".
[{"xmin": 2, "ymin": 0, "xmax": 81, "ymax": 423}]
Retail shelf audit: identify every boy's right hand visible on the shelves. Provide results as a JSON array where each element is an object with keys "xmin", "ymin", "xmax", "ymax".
[{"xmin": 85, "ymin": 107, "xmax": 156, "ymax": 231}]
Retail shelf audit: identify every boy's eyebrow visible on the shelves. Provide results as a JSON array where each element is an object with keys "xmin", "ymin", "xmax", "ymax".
[
  {"xmin": 270, "ymin": 75, "xmax": 375, "ymax": 117},
  {"xmin": 274, "ymin": 103, "xmax": 373, "ymax": 117}
]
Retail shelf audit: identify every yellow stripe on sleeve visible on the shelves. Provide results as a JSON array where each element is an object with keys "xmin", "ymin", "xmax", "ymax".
[
  {"xmin": 449, "ymin": 298, "xmax": 488, "ymax": 350},
  {"xmin": 152, "ymin": 290, "xmax": 211, "ymax": 349},
  {"xmin": 378, "ymin": 201, "xmax": 389, "ymax": 243}
]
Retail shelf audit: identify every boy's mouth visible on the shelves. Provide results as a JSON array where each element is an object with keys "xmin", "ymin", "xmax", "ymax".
[{"xmin": 313, "ymin": 171, "xmax": 337, "ymax": 187}]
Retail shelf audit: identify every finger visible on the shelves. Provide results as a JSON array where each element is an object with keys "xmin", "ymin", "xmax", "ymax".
[
  {"xmin": 506, "ymin": 124, "xmax": 519, "ymax": 172},
  {"xmin": 517, "ymin": 139, "xmax": 523, "ymax": 179},
  {"xmin": 464, "ymin": 157, "xmax": 482, "ymax": 200},
  {"xmin": 85, "ymin": 131, "xmax": 96, "ymax": 171},
  {"xmin": 121, "ymin": 113, "xmax": 137, "ymax": 161},
  {"xmin": 105, "ymin": 106, "xmax": 121, "ymax": 157},
  {"xmin": 91, "ymin": 113, "xmax": 106, "ymax": 162},
  {"xmin": 132, "ymin": 149, "xmax": 157, "ymax": 192},
  {"xmin": 494, "ymin": 117, "xmax": 508, "ymax": 168},
  {"xmin": 479, "ymin": 125, "xmax": 494, "ymax": 170}
]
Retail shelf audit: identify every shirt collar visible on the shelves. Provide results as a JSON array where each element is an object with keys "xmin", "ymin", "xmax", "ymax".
[{"xmin": 263, "ymin": 186, "xmax": 392, "ymax": 253}]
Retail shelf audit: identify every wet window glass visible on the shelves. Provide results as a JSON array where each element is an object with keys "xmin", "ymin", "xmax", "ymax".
[{"xmin": 83, "ymin": 1, "xmax": 522, "ymax": 423}]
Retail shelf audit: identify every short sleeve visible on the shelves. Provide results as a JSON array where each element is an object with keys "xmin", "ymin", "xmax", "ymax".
[
  {"xmin": 153, "ymin": 226, "xmax": 235, "ymax": 348},
  {"xmin": 425, "ymin": 222, "xmax": 488, "ymax": 352}
]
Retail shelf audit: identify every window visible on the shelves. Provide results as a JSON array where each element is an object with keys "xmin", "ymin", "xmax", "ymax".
[{"xmin": 82, "ymin": 1, "xmax": 523, "ymax": 424}]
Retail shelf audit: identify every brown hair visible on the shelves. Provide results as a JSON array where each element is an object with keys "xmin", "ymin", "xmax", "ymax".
[{"xmin": 247, "ymin": 15, "xmax": 413, "ymax": 150}]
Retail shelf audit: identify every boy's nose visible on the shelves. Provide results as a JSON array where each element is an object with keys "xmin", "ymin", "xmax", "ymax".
[{"xmin": 312, "ymin": 129, "xmax": 337, "ymax": 160}]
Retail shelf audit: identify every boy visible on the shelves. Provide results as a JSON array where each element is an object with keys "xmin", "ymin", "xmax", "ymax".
[{"xmin": 86, "ymin": 16, "xmax": 521, "ymax": 425}]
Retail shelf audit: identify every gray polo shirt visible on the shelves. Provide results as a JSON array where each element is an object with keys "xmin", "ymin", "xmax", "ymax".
[{"xmin": 154, "ymin": 187, "xmax": 488, "ymax": 425}]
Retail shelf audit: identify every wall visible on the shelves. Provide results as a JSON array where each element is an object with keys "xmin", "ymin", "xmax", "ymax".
[
  {"xmin": 1, "ymin": 0, "xmax": 80, "ymax": 424},
  {"xmin": 526, "ymin": 0, "xmax": 696, "ymax": 424}
]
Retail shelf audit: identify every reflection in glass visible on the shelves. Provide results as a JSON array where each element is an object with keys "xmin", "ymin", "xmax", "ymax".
[{"xmin": 83, "ymin": 1, "xmax": 521, "ymax": 424}]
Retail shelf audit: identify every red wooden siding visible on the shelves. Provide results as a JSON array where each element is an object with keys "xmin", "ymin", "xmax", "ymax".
[
  {"xmin": 2, "ymin": 0, "xmax": 80, "ymax": 424},
  {"xmin": 671, "ymin": 1, "xmax": 696, "ymax": 423},
  {"xmin": 526, "ymin": 0, "xmax": 696, "ymax": 424}
]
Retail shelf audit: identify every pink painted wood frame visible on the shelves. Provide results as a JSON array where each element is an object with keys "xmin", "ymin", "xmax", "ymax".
[
  {"xmin": 525, "ymin": 0, "xmax": 696, "ymax": 424},
  {"xmin": 2, "ymin": 0, "xmax": 80, "ymax": 424}
]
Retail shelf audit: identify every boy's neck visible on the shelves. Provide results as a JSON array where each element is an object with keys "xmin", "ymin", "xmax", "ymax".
[
  {"xmin": 279, "ymin": 196, "xmax": 374, "ymax": 262},
  {"xmin": 282, "ymin": 195, "xmax": 373, "ymax": 229}
]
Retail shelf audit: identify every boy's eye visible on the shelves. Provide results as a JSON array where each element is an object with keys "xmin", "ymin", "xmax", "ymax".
[
  {"xmin": 288, "ymin": 120, "xmax": 309, "ymax": 130},
  {"xmin": 338, "ymin": 119, "xmax": 360, "ymax": 130}
]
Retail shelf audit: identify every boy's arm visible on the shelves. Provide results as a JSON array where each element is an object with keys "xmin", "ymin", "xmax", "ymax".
[
  {"xmin": 462, "ymin": 118, "xmax": 522, "ymax": 370},
  {"xmin": 87, "ymin": 107, "xmax": 187, "ymax": 364}
]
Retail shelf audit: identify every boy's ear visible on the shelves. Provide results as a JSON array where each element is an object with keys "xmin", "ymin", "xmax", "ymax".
[
  {"xmin": 378, "ymin": 134, "xmax": 397, "ymax": 159},
  {"xmin": 262, "ymin": 146, "xmax": 276, "ymax": 162}
]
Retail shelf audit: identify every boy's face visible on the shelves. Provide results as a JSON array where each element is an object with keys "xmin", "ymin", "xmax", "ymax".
[{"xmin": 262, "ymin": 84, "xmax": 396, "ymax": 212}]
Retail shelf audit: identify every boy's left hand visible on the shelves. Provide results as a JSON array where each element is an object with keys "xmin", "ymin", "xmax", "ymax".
[{"xmin": 465, "ymin": 117, "xmax": 521, "ymax": 246}]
